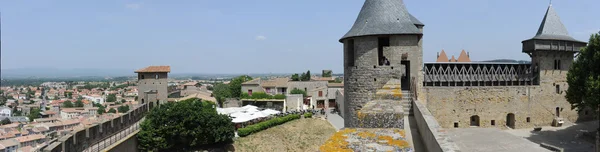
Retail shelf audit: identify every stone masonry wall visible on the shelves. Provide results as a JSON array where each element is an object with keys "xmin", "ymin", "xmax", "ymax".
[
  {"xmin": 43, "ymin": 103, "xmax": 149, "ymax": 152},
  {"xmin": 343, "ymin": 35, "xmax": 420, "ymax": 128},
  {"xmin": 424, "ymin": 86, "xmax": 594, "ymax": 129}
]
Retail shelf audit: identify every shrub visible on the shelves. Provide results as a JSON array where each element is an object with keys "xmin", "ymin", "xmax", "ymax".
[
  {"xmin": 273, "ymin": 94, "xmax": 286, "ymax": 99},
  {"xmin": 138, "ymin": 98, "xmax": 234, "ymax": 151},
  {"xmin": 304, "ymin": 113, "xmax": 312, "ymax": 118},
  {"xmin": 241, "ymin": 92, "xmax": 286, "ymax": 100},
  {"xmin": 290, "ymin": 88, "xmax": 307, "ymax": 97},
  {"xmin": 238, "ymin": 114, "xmax": 300, "ymax": 137}
]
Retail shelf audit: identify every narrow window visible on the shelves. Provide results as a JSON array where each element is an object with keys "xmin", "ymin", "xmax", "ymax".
[
  {"xmin": 526, "ymin": 117, "xmax": 531, "ymax": 123},
  {"xmin": 304, "ymin": 88, "xmax": 307, "ymax": 92},
  {"xmin": 556, "ymin": 85, "xmax": 560, "ymax": 94},
  {"xmin": 584, "ymin": 111, "xmax": 589, "ymax": 115},
  {"xmin": 248, "ymin": 90, "xmax": 253, "ymax": 96},
  {"xmin": 378, "ymin": 37, "xmax": 390, "ymax": 66},
  {"xmin": 318, "ymin": 91, "xmax": 323, "ymax": 97},
  {"xmin": 491, "ymin": 120, "xmax": 495, "ymax": 126},
  {"xmin": 347, "ymin": 39, "xmax": 355, "ymax": 67},
  {"xmin": 554, "ymin": 60, "xmax": 561, "ymax": 70},
  {"xmin": 454, "ymin": 122, "xmax": 459, "ymax": 128},
  {"xmin": 140, "ymin": 75, "xmax": 145, "ymax": 79},
  {"xmin": 155, "ymin": 74, "xmax": 159, "ymax": 79}
]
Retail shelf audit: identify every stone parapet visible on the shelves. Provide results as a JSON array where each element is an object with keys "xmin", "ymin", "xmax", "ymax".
[
  {"xmin": 320, "ymin": 128, "xmax": 412, "ymax": 152},
  {"xmin": 357, "ymin": 100, "xmax": 404, "ymax": 128},
  {"xmin": 413, "ymin": 99, "xmax": 459, "ymax": 152}
]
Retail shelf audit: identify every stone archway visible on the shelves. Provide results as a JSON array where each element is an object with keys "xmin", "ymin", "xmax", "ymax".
[
  {"xmin": 506, "ymin": 113, "xmax": 515, "ymax": 129},
  {"xmin": 470, "ymin": 115, "xmax": 480, "ymax": 127}
]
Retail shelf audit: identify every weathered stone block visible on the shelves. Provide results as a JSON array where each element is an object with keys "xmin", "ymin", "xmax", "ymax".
[
  {"xmin": 320, "ymin": 128, "xmax": 412, "ymax": 152},
  {"xmin": 357, "ymin": 100, "xmax": 404, "ymax": 128}
]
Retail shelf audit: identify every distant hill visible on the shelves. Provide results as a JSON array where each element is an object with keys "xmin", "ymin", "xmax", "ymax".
[
  {"xmin": 0, "ymin": 68, "xmax": 134, "ymax": 78},
  {"xmin": 479, "ymin": 59, "xmax": 531, "ymax": 64}
]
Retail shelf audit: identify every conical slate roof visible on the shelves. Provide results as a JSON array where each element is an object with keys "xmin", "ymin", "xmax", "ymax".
[
  {"xmin": 340, "ymin": 0, "xmax": 423, "ymax": 42},
  {"xmin": 525, "ymin": 5, "xmax": 584, "ymax": 43}
]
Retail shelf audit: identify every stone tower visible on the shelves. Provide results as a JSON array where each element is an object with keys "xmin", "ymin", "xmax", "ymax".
[
  {"xmin": 341, "ymin": 0, "xmax": 424, "ymax": 128},
  {"xmin": 522, "ymin": 4, "xmax": 587, "ymax": 118},
  {"xmin": 135, "ymin": 66, "xmax": 170, "ymax": 107}
]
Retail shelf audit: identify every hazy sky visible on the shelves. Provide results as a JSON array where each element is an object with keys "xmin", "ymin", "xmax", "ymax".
[{"xmin": 1, "ymin": 0, "xmax": 598, "ymax": 74}]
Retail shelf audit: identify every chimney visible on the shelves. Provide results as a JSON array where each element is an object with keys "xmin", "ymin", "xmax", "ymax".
[{"xmin": 437, "ymin": 52, "xmax": 440, "ymax": 58}]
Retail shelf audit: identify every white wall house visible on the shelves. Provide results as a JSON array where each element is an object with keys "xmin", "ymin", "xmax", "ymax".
[
  {"xmin": 83, "ymin": 95, "xmax": 104, "ymax": 105},
  {"xmin": 0, "ymin": 107, "xmax": 12, "ymax": 117}
]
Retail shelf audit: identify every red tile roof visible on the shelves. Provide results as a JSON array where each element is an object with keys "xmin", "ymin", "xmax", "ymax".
[{"xmin": 134, "ymin": 66, "xmax": 171, "ymax": 73}]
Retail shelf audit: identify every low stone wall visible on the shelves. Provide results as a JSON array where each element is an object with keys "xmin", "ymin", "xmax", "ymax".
[
  {"xmin": 43, "ymin": 103, "xmax": 149, "ymax": 152},
  {"xmin": 413, "ymin": 100, "xmax": 459, "ymax": 152}
]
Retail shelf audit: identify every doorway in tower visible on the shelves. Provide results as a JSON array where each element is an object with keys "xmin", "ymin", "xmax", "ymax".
[
  {"xmin": 401, "ymin": 60, "xmax": 411, "ymax": 90},
  {"xmin": 506, "ymin": 113, "xmax": 516, "ymax": 129}
]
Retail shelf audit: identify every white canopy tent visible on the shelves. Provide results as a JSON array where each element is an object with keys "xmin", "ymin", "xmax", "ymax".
[{"xmin": 217, "ymin": 106, "xmax": 281, "ymax": 123}]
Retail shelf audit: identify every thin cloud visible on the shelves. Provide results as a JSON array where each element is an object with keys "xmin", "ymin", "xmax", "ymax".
[
  {"xmin": 126, "ymin": 3, "xmax": 142, "ymax": 10},
  {"xmin": 255, "ymin": 35, "xmax": 267, "ymax": 41}
]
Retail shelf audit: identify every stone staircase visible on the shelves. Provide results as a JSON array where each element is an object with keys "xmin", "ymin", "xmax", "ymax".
[{"xmin": 374, "ymin": 79, "xmax": 413, "ymax": 116}]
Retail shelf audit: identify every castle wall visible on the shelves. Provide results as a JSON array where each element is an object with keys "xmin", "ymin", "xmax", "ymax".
[
  {"xmin": 423, "ymin": 85, "xmax": 594, "ymax": 129},
  {"xmin": 343, "ymin": 35, "xmax": 420, "ymax": 128}
]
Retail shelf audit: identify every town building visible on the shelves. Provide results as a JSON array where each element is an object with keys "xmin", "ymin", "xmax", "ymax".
[
  {"xmin": 82, "ymin": 94, "xmax": 104, "ymax": 105},
  {"xmin": 0, "ymin": 108, "xmax": 11, "ymax": 117},
  {"xmin": 135, "ymin": 66, "xmax": 170, "ymax": 107}
]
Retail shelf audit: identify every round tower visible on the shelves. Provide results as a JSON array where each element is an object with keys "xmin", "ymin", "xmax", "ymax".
[{"xmin": 341, "ymin": 0, "xmax": 424, "ymax": 128}]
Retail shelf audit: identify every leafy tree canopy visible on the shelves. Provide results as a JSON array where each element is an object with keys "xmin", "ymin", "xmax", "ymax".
[
  {"xmin": 228, "ymin": 75, "xmax": 252, "ymax": 98},
  {"xmin": 566, "ymin": 33, "xmax": 600, "ymax": 112},
  {"xmin": 62, "ymin": 101, "xmax": 74, "ymax": 108},
  {"xmin": 290, "ymin": 88, "xmax": 307, "ymax": 97},
  {"xmin": 106, "ymin": 94, "xmax": 117, "ymax": 103},
  {"xmin": 108, "ymin": 108, "xmax": 117, "ymax": 113},
  {"xmin": 74, "ymin": 99, "xmax": 84, "ymax": 107},
  {"xmin": 138, "ymin": 98, "xmax": 234, "ymax": 151}
]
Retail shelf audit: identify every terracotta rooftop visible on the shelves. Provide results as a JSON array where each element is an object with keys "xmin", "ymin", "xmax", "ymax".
[
  {"xmin": 15, "ymin": 134, "xmax": 45, "ymax": 143},
  {"xmin": 436, "ymin": 50, "xmax": 449, "ymax": 62},
  {"xmin": 457, "ymin": 50, "xmax": 471, "ymax": 62},
  {"xmin": 261, "ymin": 78, "xmax": 289, "ymax": 88},
  {"xmin": 134, "ymin": 66, "xmax": 171, "ymax": 73}
]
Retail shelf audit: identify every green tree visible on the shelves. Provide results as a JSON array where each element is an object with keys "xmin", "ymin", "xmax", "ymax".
[
  {"xmin": 229, "ymin": 75, "xmax": 252, "ymax": 98},
  {"xmin": 106, "ymin": 94, "xmax": 117, "ymax": 102},
  {"xmin": 134, "ymin": 96, "xmax": 138, "ymax": 101},
  {"xmin": 118, "ymin": 105, "xmax": 130, "ymax": 113},
  {"xmin": 108, "ymin": 108, "xmax": 117, "ymax": 113},
  {"xmin": 0, "ymin": 118, "xmax": 11, "ymax": 125},
  {"xmin": 121, "ymin": 99, "xmax": 126, "ymax": 104},
  {"xmin": 322, "ymin": 70, "xmax": 332, "ymax": 77},
  {"xmin": 74, "ymin": 99, "xmax": 84, "ymax": 107},
  {"xmin": 290, "ymin": 88, "xmax": 307, "ymax": 97},
  {"xmin": 566, "ymin": 33, "xmax": 600, "ymax": 117},
  {"xmin": 138, "ymin": 98, "xmax": 234, "ymax": 151},
  {"xmin": 212, "ymin": 83, "xmax": 231, "ymax": 107},
  {"xmin": 63, "ymin": 101, "xmax": 74, "ymax": 108},
  {"xmin": 291, "ymin": 74, "xmax": 300, "ymax": 81},
  {"xmin": 28, "ymin": 108, "xmax": 42, "ymax": 122},
  {"xmin": 97, "ymin": 105, "xmax": 106, "ymax": 115}
]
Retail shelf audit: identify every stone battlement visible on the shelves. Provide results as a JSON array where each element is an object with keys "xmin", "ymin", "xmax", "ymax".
[
  {"xmin": 357, "ymin": 100, "xmax": 404, "ymax": 128},
  {"xmin": 320, "ymin": 128, "xmax": 412, "ymax": 152},
  {"xmin": 43, "ymin": 103, "xmax": 150, "ymax": 152}
]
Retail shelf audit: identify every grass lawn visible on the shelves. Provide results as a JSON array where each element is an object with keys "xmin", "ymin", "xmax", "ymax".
[{"xmin": 233, "ymin": 118, "xmax": 336, "ymax": 152}]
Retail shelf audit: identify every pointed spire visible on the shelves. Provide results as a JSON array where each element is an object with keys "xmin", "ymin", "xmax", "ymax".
[
  {"xmin": 536, "ymin": 5, "xmax": 569, "ymax": 37},
  {"xmin": 450, "ymin": 56, "xmax": 457, "ymax": 62},
  {"xmin": 457, "ymin": 50, "xmax": 471, "ymax": 62},
  {"xmin": 436, "ymin": 50, "xmax": 449, "ymax": 62},
  {"xmin": 340, "ymin": 0, "xmax": 422, "ymax": 41}
]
